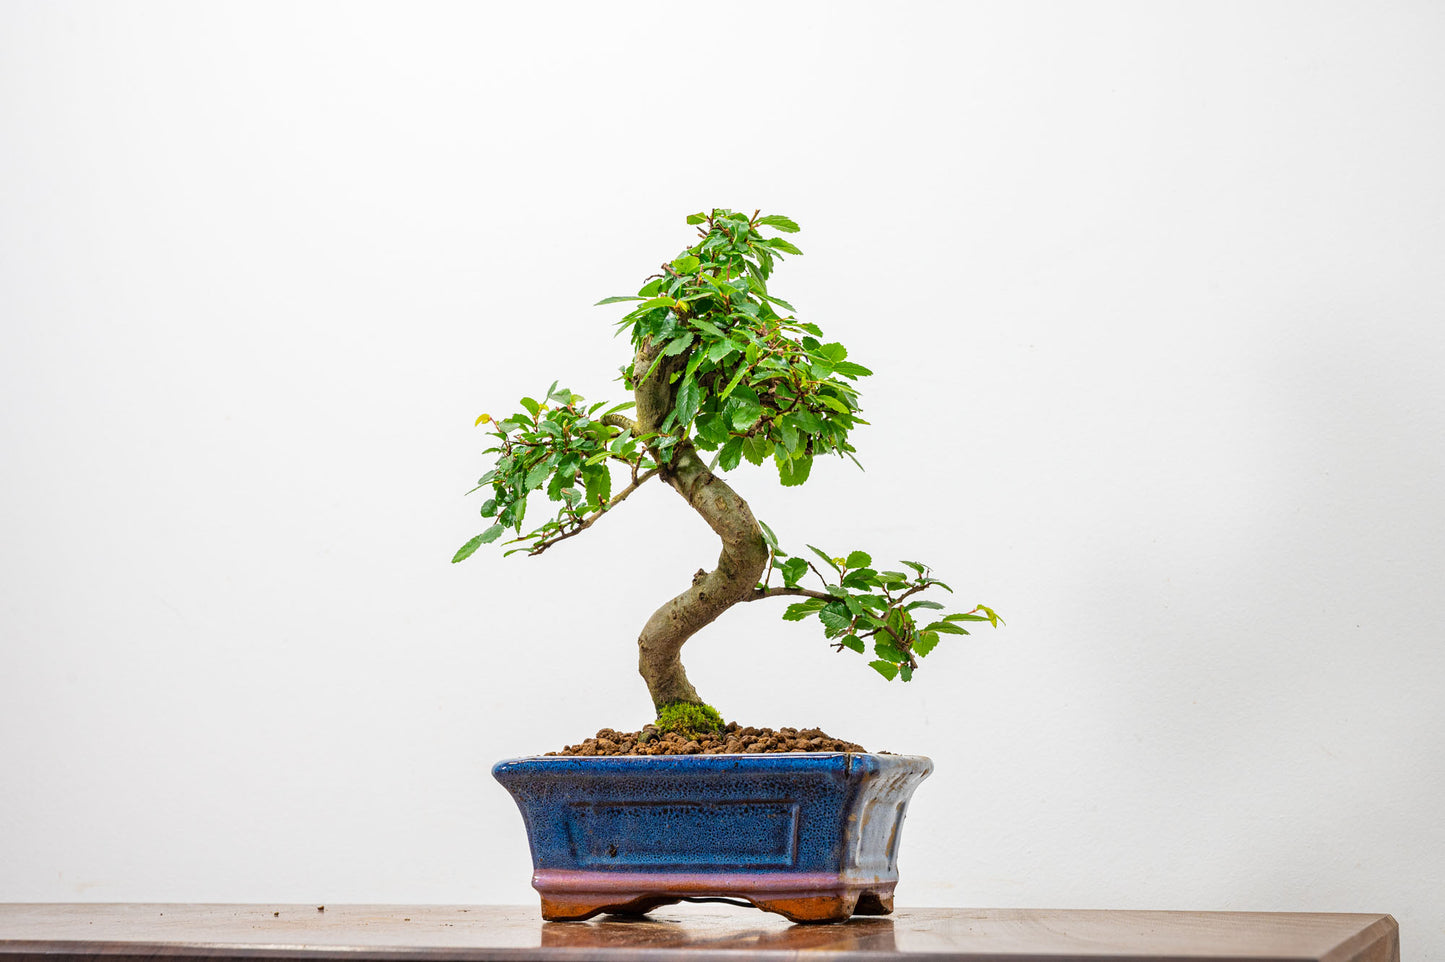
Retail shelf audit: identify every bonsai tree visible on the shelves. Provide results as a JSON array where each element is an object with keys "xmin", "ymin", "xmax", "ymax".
[{"xmin": 455, "ymin": 209, "xmax": 999, "ymax": 736}]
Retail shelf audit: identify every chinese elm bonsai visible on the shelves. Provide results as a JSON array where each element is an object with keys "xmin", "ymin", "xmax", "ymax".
[{"xmin": 454, "ymin": 209, "xmax": 999, "ymax": 743}]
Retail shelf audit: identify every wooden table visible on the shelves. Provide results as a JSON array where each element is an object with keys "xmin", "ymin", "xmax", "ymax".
[{"xmin": 0, "ymin": 904, "xmax": 1400, "ymax": 962}]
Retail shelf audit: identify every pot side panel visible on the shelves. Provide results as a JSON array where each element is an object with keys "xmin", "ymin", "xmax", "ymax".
[{"xmin": 564, "ymin": 800, "xmax": 800, "ymax": 868}]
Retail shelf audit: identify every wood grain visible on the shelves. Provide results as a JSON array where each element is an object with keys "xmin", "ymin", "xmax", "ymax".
[{"xmin": 0, "ymin": 903, "xmax": 1399, "ymax": 962}]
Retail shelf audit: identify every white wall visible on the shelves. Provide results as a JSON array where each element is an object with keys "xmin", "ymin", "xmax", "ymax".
[{"xmin": 3, "ymin": 0, "xmax": 1442, "ymax": 954}]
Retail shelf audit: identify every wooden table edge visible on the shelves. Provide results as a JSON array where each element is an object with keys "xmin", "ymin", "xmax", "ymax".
[{"xmin": 0, "ymin": 905, "xmax": 1401, "ymax": 962}]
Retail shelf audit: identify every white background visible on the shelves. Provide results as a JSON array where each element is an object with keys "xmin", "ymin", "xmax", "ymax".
[{"xmin": 3, "ymin": 0, "xmax": 1442, "ymax": 955}]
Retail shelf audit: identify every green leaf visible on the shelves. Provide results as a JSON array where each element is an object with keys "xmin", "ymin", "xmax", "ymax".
[
  {"xmin": 596, "ymin": 295, "xmax": 644, "ymax": 306},
  {"xmin": 600, "ymin": 400, "xmax": 636, "ymax": 417},
  {"xmin": 662, "ymin": 331, "xmax": 695, "ymax": 357},
  {"xmin": 914, "ymin": 631, "xmax": 940, "ymax": 657},
  {"xmin": 729, "ymin": 398, "xmax": 763, "ymax": 431},
  {"xmin": 545, "ymin": 469, "xmax": 569, "ymax": 501},
  {"xmin": 672, "ymin": 254, "xmax": 700, "ymax": 274},
  {"xmin": 778, "ymin": 417, "xmax": 799, "ymax": 453},
  {"xmin": 790, "ymin": 408, "xmax": 824, "ymax": 434},
  {"xmin": 638, "ymin": 296, "xmax": 679, "ymax": 312},
  {"xmin": 755, "ymin": 214, "xmax": 800, "ymax": 233},
  {"xmin": 695, "ymin": 412, "xmax": 731, "ymax": 445},
  {"xmin": 742, "ymin": 435, "xmax": 773, "ymax": 466},
  {"xmin": 451, "ymin": 534, "xmax": 485, "ymax": 563},
  {"xmin": 717, "ymin": 437, "xmax": 744, "ymax": 471},
  {"xmin": 675, "ymin": 376, "xmax": 702, "ymax": 424},
  {"xmin": 925, "ymin": 621, "xmax": 970, "ymax": 635},
  {"xmin": 758, "ymin": 520, "xmax": 780, "ymax": 552},
  {"xmin": 874, "ymin": 640, "xmax": 906, "ymax": 663},
  {"xmin": 778, "ymin": 453, "xmax": 812, "ymax": 487},
  {"xmin": 690, "ymin": 317, "xmax": 727, "ymax": 339},
  {"xmin": 686, "ymin": 212, "xmax": 707, "ymax": 225},
  {"xmin": 520, "ymin": 396, "xmax": 540, "ymax": 417},
  {"xmin": 844, "ymin": 550, "xmax": 872, "ymax": 570},
  {"xmin": 944, "ymin": 613, "xmax": 990, "ymax": 622},
  {"xmin": 807, "ymin": 545, "xmax": 841, "ymax": 574},
  {"xmin": 901, "ymin": 560, "xmax": 929, "ymax": 576},
  {"xmin": 782, "ymin": 600, "xmax": 824, "ymax": 621},
  {"xmin": 524, "ymin": 461, "xmax": 551, "ymax": 491},
  {"xmin": 840, "ymin": 634, "xmax": 865, "ymax": 653},
  {"xmin": 816, "ymin": 342, "xmax": 848, "ymax": 363},
  {"xmin": 766, "ymin": 237, "xmax": 804, "ymax": 256},
  {"xmin": 869, "ymin": 660, "xmax": 900, "ymax": 681},
  {"xmin": 584, "ymin": 464, "xmax": 612, "ymax": 507},
  {"xmin": 719, "ymin": 364, "xmax": 749, "ymax": 400},
  {"xmin": 819, "ymin": 603, "xmax": 852, "ymax": 633},
  {"xmin": 781, "ymin": 557, "xmax": 809, "ymax": 586},
  {"xmin": 732, "ymin": 298, "xmax": 761, "ymax": 319},
  {"xmin": 899, "ymin": 665, "xmax": 913, "ymax": 682},
  {"xmin": 907, "ymin": 599, "xmax": 945, "ymax": 610},
  {"xmin": 707, "ymin": 340, "xmax": 737, "ymax": 363},
  {"xmin": 739, "ymin": 433, "xmax": 774, "ymax": 465},
  {"xmin": 682, "ymin": 346, "xmax": 708, "ymax": 384},
  {"xmin": 832, "ymin": 360, "xmax": 873, "ymax": 378},
  {"xmin": 841, "ymin": 567, "xmax": 877, "ymax": 589},
  {"xmin": 759, "ymin": 291, "xmax": 796, "ymax": 313}
]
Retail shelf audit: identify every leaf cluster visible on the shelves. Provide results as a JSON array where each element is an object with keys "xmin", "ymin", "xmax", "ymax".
[
  {"xmin": 600, "ymin": 209, "xmax": 871, "ymax": 486},
  {"xmin": 757, "ymin": 521, "xmax": 1002, "ymax": 682},
  {"xmin": 452, "ymin": 383, "xmax": 650, "ymax": 561}
]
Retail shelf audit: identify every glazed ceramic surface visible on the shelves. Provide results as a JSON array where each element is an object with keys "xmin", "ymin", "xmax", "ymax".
[{"xmin": 492, "ymin": 752, "xmax": 932, "ymax": 923}]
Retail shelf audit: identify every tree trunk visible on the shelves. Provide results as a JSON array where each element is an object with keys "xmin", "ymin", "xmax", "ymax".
[{"xmin": 632, "ymin": 341, "xmax": 769, "ymax": 713}]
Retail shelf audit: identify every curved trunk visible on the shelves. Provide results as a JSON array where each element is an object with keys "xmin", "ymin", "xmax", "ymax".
[{"xmin": 633, "ymin": 342, "xmax": 769, "ymax": 713}]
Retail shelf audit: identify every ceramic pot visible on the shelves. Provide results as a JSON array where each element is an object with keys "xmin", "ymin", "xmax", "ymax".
[{"xmin": 492, "ymin": 752, "xmax": 932, "ymax": 923}]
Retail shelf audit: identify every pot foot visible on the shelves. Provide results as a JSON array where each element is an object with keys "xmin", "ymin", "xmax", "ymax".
[
  {"xmin": 749, "ymin": 892, "xmax": 860, "ymax": 924},
  {"xmin": 852, "ymin": 891, "xmax": 895, "ymax": 916},
  {"xmin": 539, "ymin": 893, "xmax": 678, "ymax": 922}
]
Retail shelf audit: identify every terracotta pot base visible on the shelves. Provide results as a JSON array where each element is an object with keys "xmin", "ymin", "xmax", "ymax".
[{"xmin": 533, "ymin": 869, "xmax": 897, "ymax": 923}]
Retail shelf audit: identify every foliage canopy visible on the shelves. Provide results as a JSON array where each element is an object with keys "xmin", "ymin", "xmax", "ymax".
[{"xmin": 456, "ymin": 209, "xmax": 998, "ymax": 707}]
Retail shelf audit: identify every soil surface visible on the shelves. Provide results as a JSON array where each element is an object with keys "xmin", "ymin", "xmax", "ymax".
[{"xmin": 549, "ymin": 722, "xmax": 867, "ymax": 756}]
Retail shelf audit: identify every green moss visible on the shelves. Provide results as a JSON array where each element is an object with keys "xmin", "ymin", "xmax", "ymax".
[{"xmin": 654, "ymin": 701, "xmax": 725, "ymax": 738}]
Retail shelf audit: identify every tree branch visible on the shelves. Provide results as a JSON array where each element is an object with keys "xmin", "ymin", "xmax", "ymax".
[
  {"xmin": 895, "ymin": 582, "xmax": 930, "ymax": 604},
  {"xmin": 602, "ymin": 413, "xmax": 637, "ymax": 435},
  {"xmin": 528, "ymin": 467, "xmax": 659, "ymax": 555},
  {"xmin": 806, "ymin": 561, "xmax": 832, "ymax": 589},
  {"xmin": 747, "ymin": 586, "xmax": 834, "ymax": 602}
]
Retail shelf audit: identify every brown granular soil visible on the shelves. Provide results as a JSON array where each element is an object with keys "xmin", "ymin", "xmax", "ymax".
[{"xmin": 548, "ymin": 722, "xmax": 867, "ymax": 756}]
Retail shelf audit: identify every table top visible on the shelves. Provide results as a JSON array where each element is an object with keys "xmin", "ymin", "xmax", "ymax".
[{"xmin": 0, "ymin": 903, "xmax": 1399, "ymax": 962}]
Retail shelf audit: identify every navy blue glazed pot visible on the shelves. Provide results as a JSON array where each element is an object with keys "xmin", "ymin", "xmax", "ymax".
[{"xmin": 492, "ymin": 752, "xmax": 932, "ymax": 923}]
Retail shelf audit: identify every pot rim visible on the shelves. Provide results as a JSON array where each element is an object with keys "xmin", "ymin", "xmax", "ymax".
[
  {"xmin": 492, "ymin": 752, "xmax": 934, "ymax": 776},
  {"xmin": 496, "ymin": 751, "xmax": 929, "ymax": 760}
]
